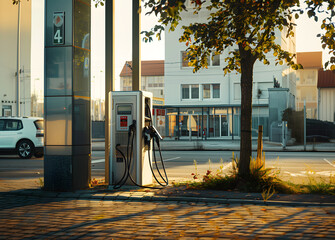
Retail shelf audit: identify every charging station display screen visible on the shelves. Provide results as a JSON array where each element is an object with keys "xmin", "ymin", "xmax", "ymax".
[{"xmin": 117, "ymin": 106, "xmax": 132, "ymax": 115}]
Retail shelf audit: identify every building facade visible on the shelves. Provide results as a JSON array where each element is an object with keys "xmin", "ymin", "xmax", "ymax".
[
  {"xmin": 296, "ymin": 52, "xmax": 322, "ymax": 119},
  {"xmin": 120, "ymin": 60, "xmax": 165, "ymax": 100},
  {"xmin": 163, "ymin": 1, "xmax": 297, "ymax": 140},
  {"xmin": 0, "ymin": 0, "xmax": 33, "ymax": 117},
  {"xmin": 318, "ymin": 70, "xmax": 335, "ymax": 122}
]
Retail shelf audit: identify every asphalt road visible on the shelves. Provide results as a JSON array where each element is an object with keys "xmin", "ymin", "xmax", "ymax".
[
  {"xmin": 159, "ymin": 151, "xmax": 335, "ymax": 183},
  {"xmin": 0, "ymin": 150, "xmax": 334, "ymax": 184}
]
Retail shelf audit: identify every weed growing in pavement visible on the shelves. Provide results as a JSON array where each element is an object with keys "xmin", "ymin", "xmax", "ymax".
[
  {"xmin": 191, "ymin": 160, "xmax": 200, "ymax": 180},
  {"xmin": 303, "ymin": 171, "xmax": 335, "ymax": 195},
  {"xmin": 35, "ymin": 177, "xmax": 44, "ymax": 189},
  {"xmin": 261, "ymin": 185, "xmax": 275, "ymax": 202}
]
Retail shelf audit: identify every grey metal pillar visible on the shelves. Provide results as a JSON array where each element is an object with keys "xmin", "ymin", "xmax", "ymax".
[
  {"xmin": 132, "ymin": 0, "xmax": 141, "ymax": 91},
  {"xmin": 105, "ymin": 0, "xmax": 115, "ymax": 184},
  {"xmin": 44, "ymin": 0, "xmax": 91, "ymax": 191}
]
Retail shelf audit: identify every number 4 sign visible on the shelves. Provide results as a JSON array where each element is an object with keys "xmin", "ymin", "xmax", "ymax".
[{"xmin": 53, "ymin": 12, "xmax": 65, "ymax": 45}]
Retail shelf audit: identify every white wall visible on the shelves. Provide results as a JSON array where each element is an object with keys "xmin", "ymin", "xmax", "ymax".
[
  {"xmin": 319, "ymin": 88, "xmax": 335, "ymax": 122},
  {"xmin": 0, "ymin": 0, "xmax": 31, "ymax": 116},
  {"xmin": 164, "ymin": 8, "xmax": 296, "ymax": 107}
]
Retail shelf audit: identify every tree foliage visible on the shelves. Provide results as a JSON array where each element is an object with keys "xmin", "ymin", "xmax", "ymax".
[{"xmin": 142, "ymin": 0, "xmax": 334, "ymax": 71}]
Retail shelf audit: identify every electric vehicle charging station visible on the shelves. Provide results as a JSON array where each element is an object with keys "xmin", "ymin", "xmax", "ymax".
[{"xmin": 108, "ymin": 91, "xmax": 167, "ymax": 188}]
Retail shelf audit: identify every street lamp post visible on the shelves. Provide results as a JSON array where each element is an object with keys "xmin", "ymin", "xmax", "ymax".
[{"xmin": 16, "ymin": 1, "xmax": 21, "ymax": 116}]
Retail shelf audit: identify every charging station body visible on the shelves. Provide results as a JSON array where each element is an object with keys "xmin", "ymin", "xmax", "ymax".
[{"xmin": 109, "ymin": 91, "xmax": 153, "ymax": 186}]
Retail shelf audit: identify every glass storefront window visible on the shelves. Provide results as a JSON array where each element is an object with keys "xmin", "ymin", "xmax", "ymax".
[
  {"xmin": 200, "ymin": 114, "xmax": 208, "ymax": 138},
  {"xmin": 179, "ymin": 115, "xmax": 189, "ymax": 137},
  {"xmin": 166, "ymin": 114, "xmax": 177, "ymax": 138},
  {"xmin": 167, "ymin": 108, "xmax": 178, "ymax": 115},
  {"xmin": 221, "ymin": 115, "xmax": 228, "ymax": 136},
  {"xmin": 163, "ymin": 106, "xmax": 272, "ymax": 140},
  {"xmin": 179, "ymin": 108, "xmax": 202, "ymax": 115},
  {"xmin": 216, "ymin": 108, "xmax": 227, "ymax": 115}
]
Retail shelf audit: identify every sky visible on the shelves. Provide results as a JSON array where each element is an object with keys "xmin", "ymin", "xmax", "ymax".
[{"xmin": 31, "ymin": 0, "xmax": 331, "ymax": 100}]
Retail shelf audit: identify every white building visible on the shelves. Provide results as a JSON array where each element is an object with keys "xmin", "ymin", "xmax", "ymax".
[
  {"xmin": 0, "ymin": 1, "xmax": 35, "ymax": 117},
  {"xmin": 296, "ymin": 52, "xmax": 322, "ymax": 119},
  {"xmin": 164, "ymin": 2, "xmax": 297, "ymax": 140},
  {"xmin": 318, "ymin": 70, "xmax": 335, "ymax": 122},
  {"xmin": 120, "ymin": 60, "xmax": 165, "ymax": 100}
]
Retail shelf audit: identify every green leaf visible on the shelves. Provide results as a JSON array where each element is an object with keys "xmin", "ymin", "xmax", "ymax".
[{"xmin": 307, "ymin": 10, "xmax": 314, "ymax": 18}]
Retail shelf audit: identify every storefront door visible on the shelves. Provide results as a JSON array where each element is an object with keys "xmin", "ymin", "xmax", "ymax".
[
  {"xmin": 221, "ymin": 115, "xmax": 228, "ymax": 137},
  {"xmin": 189, "ymin": 115, "xmax": 200, "ymax": 139},
  {"xmin": 179, "ymin": 115, "xmax": 189, "ymax": 137},
  {"xmin": 179, "ymin": 114, "xmax": 201, "ymax": 140}
]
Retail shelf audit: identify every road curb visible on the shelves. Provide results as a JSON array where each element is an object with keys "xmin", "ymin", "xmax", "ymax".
[
  {"xmin": 91, "ymin": 146, "xmax": 335, "ymax": 152},
  {"xmin": 2, "ymin": 190, "xmax": 335, "ymax": 207}
]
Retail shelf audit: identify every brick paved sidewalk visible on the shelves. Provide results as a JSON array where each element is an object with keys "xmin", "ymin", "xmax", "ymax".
[
  {"xmin": 1, "ymin": 177, "xmax": 335, "ymax": 239},
  {"xmin": 0, "ymin": 194, "xmax": 334, "ymax": 239}
]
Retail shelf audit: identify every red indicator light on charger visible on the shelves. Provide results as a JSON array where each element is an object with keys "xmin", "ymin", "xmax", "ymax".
[{"xmin": 120, "ymin": 116, "xmax": 128, "ymax": 127}]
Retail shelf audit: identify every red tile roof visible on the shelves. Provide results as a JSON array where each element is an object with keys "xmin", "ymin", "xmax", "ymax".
[
  {"xmin": 297, "ymin": 52, "xmax": 323, "ymax": 69},
  {"xmin": 120, "ymin": 60, "xmax": 164, "ymax": 77},
  {"xmin": 318, "ymin": 69, "xmax": 335, "ymax": 88}
]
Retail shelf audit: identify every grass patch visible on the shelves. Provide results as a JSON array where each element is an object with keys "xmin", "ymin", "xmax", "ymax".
[
  {"xmin": 177, "ymin": 153, "xmax": 334, "ymax": 196},
  {"xmin": 301, "ymin": 172, "xmax": 335, "ymax": 195}
]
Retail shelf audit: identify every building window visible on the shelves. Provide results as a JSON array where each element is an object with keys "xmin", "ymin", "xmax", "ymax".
[
  {"xmin": 201, "ymin": 84, "xmax": 220, "ymax": 99},
  {"xmin": 191, "ymin": 84, "xmax": 199, "ymax": 99},
  {"xmin": 183, "ymin": 51, "xmax": 220, "ymax": 68},
  {"xmin": 213, "ymin": 84, "xmax": 220, "ymax": 98},
  {"xmin": 203, "ymin": 84, "xmax": 211, "ymax": 99},
  {"xmin": 182, "ymin": 84, "xmax": 199, "ymax": 99},
  {"xmin": 182, "ymin": 84, "xmax": 190, "ymax": 99},
  {"xmin": 181, "ymin": 51, "xmax": 189, "ymax": 67},
  {"xmin": 212, "ymin": 54, "xmax": 220, "ymax": 66}
]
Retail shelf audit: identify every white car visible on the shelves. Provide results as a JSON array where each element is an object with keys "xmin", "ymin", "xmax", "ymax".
[{"xmin": 0, "ymin": 117, "xmax": 44, "ymax": 159}]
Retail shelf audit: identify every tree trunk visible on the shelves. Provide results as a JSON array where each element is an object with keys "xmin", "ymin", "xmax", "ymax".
[{"xmin": 239, "ymin": 55, "xmax": 255, "ymax": 177}]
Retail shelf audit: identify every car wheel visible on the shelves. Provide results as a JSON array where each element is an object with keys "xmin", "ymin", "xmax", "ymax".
[{"xmin": 17, "ymin": 140, "xmax": 34, "ymax": 159}]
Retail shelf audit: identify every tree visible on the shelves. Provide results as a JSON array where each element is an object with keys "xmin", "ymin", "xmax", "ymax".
[{"xmin": 141, "ymin": 0, "xmax": 335, "ymax": 177}]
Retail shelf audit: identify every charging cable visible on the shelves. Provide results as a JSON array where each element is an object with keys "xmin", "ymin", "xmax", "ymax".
[
  {"xmin": 145, "ymin": 102, "xmax": 168, "ymax": 186},
  {"xmin": 114, "ymin": 120, "xmax": 167, "ymax": 189}
]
